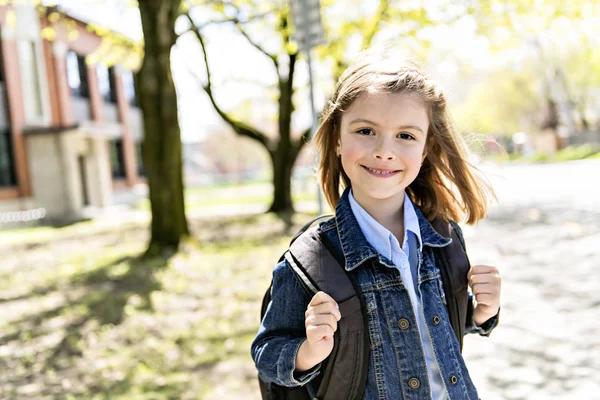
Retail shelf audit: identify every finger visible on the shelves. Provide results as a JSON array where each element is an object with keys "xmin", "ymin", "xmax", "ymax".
[
  {"xmin": 307, "ymin": 302, "xmax": 341, "ymax": 319},
  {"xmin": 474, "ymin": 293, "xmax": 495, "ymax": 305},
  {"xmin": 307, "ymin": 324, "xmax": 334, "ymax": 341},
  {"xmin": 306, "ymin": 308, "xmax": 342, "ymax": 323},
  {"xmin": 306, "ymin": 314, "xmax": 338, "ymax": 332},
  {"xmin": 309, "ymin": 291, "xmax": 337, "ymax": 307},
  {"xmin": 471, "ymin": 283, "xmax": 495, "ymax": 295},
  {"xmin": 469, "ymin": 273, "xmax": 492, "ymax": 285},
  {"xmin": 469, "ymin": 276, "xmax": 501, "ymax": 292},
  {"xmin": 468, "ymin": 265, "xmax": 498, "ymax": 280}
]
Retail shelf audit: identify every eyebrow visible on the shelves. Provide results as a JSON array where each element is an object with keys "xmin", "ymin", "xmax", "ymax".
[{"xmin": 348, "ymin": 118, "xmax": 424, "ymax": 134}]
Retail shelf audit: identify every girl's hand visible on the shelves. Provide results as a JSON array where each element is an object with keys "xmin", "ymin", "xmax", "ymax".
[
  {"xmin": 301, "ymin": 291, "xmax": 342, "ymax": 366},
  {"xmin": 468, "ymin": 264, "xmax": 502, "ymax": 326}
]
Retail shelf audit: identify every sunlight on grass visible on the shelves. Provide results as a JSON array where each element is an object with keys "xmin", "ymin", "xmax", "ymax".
[
  {"xmin": 0, "ymin": 211, "xmax": 314, "ymax": 399},
  {"xmin": 131, "ymin": 180, "xmax": 318, "ymax": 212}
]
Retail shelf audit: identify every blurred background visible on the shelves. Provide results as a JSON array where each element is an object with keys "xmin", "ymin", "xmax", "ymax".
[{"xmin": 0, "ymin": 0, "xmax": 599, "ymax": 398}]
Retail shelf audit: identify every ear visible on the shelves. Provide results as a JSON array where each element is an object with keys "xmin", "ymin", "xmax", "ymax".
[{"xmin": 421, "ymin": 150, "xmax": 427, "ymax": 164}]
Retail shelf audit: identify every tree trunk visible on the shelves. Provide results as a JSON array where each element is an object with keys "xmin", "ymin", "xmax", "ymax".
[
  {"xmin": 190, "ymin": 22, "xmax": 305, "ymax": 214},
  {"xmin": 137, "ymin": 0, "xmax": 189, "ymax": 257},
  {"xmin": 268, "ymin": 147, "xmax": 296, "ymax": 213},
  {"xmin": 268, "ymin": 53, "xmax": 297, "ymax": 214}
]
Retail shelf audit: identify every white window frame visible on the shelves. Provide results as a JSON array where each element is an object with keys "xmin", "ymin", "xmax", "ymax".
[{"xmin": 14, "ymin": 4, "xmax": 50, "ymax": 126}]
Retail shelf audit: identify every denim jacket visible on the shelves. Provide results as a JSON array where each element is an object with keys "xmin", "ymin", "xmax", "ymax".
[{"xmin": 251, "ymin": 189, "xmax": 498, "ymax": 399}]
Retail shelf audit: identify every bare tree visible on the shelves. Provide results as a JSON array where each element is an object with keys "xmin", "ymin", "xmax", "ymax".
[{"xmin": 181, "ymin": 0, "xmax": 394, "ymax": 213}]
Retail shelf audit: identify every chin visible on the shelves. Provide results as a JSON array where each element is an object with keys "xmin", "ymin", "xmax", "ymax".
[{"xmin": 364, "ymin": 190, "xmax": 404, "ymax": 201}]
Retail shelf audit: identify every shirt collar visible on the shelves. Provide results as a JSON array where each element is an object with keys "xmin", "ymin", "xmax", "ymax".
[
  {"xmin": 334, "ymin": 187, "xmax": 452, "ymax": 272},
  {"xmin": 348, "ymin": 190, "xmax": 422, "ymax": 262}
]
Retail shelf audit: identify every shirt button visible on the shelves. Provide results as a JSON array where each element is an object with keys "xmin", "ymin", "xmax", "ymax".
[
  {"xmin": 408, "ymin": 377, "xmax": 421, "ymax": 389},
  {"xmin": 450, "ymin": 375, "xmax": 458, "ymax": 385},
  {"xmin": 433, "ymin": 315, "xmax": 441, "ymax": 325},
  {"xmin": 398, "ymin": 318, "xmax": 410, "ymax": 330}
]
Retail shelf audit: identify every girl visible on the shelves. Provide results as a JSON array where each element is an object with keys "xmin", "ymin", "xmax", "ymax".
[{"xmin": 251, "ymin": 48, "xmax": 502, "ymax": 399}]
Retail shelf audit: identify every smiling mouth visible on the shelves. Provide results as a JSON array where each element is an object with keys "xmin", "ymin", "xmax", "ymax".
[{"xmin": 361, "ymin": 165, "xmax": 401, "ymax": 177}]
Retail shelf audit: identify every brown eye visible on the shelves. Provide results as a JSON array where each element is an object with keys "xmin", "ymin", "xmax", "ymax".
[
  {"xmin": 357, "ymin": 128, "xmax": 374, "ymax": 136},
  {"xmin": 398, "ymin": 133, "xmax": 415, "ymax": 140}
]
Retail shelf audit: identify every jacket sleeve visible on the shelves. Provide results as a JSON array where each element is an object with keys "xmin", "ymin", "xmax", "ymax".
[
  {"xmin": 465, "ymin": 292, "xmax": 500, "ymax": 336},
  {"xmin": 251, "ymin": 258, "xmax": 322, "ymax": 387},
  {"xmin": 450, "ymin": 220, "xmax": 500, "ymax": 337}
]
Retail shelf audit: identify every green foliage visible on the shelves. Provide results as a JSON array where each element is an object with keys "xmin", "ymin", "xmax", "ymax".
[
  {"xmin": 33, "ymin": 4, "xmax": 144, "ymax": 70},
  {"xmin": 455, "ymin": 0, "xmax": 600, "ymax": 135},
  {"xmin": 507, "ymin": 144, "xmax": 600, "ymax": 163},
  {"xmin": 528, "ymin": 151, "xmax": 550, "ymax": 163},
  {"xmin": 553, "ymin": 144, "xmax": 600, "ymax": 162},
  {"xmin": 453, "ymin": 66, "xmax": 542, "ymax": 136},
  {"xmin": 470, "ymin": 0, "xmax": 600, "ymax": 49}
]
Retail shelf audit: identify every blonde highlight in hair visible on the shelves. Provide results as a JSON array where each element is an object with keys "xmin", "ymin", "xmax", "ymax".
[{"xmin": 314, "ymin": 49, "xmax": 495, "ymax": 224}]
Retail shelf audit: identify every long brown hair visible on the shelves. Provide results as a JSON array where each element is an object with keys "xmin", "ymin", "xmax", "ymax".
[{"xmin": 314, "ymin": 49, "xmax": 495, "ymax": 224}]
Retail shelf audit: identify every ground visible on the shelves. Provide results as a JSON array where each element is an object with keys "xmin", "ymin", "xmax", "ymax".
[{"xmin": 1, "ymin": 160, "xmax": 599, "ymax": 399}]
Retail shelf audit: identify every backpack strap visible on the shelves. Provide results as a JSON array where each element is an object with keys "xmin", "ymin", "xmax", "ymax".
[
  {"xmin": 287, "ymin": 226, "xmax": 369, "ymax": 400},
  {"xmin": 290, "ymin": 214, "xmax": 334, "ymax": 245},
  {"xmin": 283, "ymin": 214, "xmax": 335, "ymax": 296},
  {"xmin": 259, "ymin": 215, "xmax": 338, "ymax": 400},
  {"xmin": 430, "ymin": 218, "xmax": 471, "ymax": 352}
]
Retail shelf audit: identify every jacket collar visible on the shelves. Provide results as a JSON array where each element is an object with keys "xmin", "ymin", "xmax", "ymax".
[{"xmin": 334, "ymin": 187, "xmax": 452, "ymax": 272}]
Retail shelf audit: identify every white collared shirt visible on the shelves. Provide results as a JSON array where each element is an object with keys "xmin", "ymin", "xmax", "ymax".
[{"xmin": 349, "ymin": 190, "xmax": 449, "ymax": 400}]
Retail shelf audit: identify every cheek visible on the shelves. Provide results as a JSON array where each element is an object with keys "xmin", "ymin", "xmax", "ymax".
[
  {"xmin": 400, "ymin": 145, "xmax": 426, "ymax": 163},
  {"xmin": 340, "ymin": 139, "xmax": 364, "ymax": 164}
]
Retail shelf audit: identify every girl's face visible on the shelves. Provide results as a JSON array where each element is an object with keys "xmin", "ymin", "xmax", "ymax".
[{"xmin": 338, "ymin": 91, "xmax": 429, "ymax": 209}]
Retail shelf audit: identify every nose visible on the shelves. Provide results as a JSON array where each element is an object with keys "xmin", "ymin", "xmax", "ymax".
[{"xmin": 372, "ymin": 138, "xmax": 396, "ymax": 161}]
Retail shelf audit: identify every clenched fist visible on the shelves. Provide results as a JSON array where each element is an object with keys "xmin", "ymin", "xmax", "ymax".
[
  {"xmin": 295, "ymin": 291, "xmax": 341, "ymax": 372},
  {"xmin": 468, "ymin": 264, "xmax": 501, "ymax": 326}
]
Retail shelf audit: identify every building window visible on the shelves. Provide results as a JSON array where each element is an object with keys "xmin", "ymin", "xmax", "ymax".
[
  {"xmin": 0, "ymin": 32, "xmax": 14, "ymax": 188},
  {"xmin": 135, "ymin": 141, "xmax": 145, "ymax": 177},
  {"xmin": 67, "ymin": 51, "xmax": 89, "ymax": 99},
  {"xmin": 109, "ymin": 139, "xmax": 127, "ymax": 179},
  {"xmin": 19, "ymin": 40, "xmax": 43, "ymax": 120},
  {"xmin": 121, "ymin": 69, "xmax": 138, "ymax": 107},
  {"xmin": 108, "ymin": 67, "xmax": 118, "ymax": 104},
  {"xmin": 97, "ymin": 63, "xmax": 117, "ymax": 104},
  {"xmin": 0, "ymin": 130, "xmax": 16, "ymax": 187}
]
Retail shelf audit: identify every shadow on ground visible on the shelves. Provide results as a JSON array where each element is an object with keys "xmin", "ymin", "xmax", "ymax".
[
  {"xmin": 0, "ymin": 211, "xmax": 318, "ymax": 399},
  {"xmin": 0, "ymin": 254, "xmax": 169, "ymax": 396}
]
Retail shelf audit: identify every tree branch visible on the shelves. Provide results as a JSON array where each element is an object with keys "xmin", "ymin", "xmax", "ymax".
[
  {"xmin": 292, "ymin": 127, "xmax": 312, "ymax": 160},
  {"xmin": 360, "ymin": 0, "xmax": 389, "ymax": 54},
  {"xmin": 177, "ymin": 17, "xmax": 237, "ymax": 38},
  {"xmin": 180, "ymin": 8, "xmax": 278, "ymax": 68},
  {"xmin": 178, "ymin": 7, "xmax": 272, "ymax": 44},
  {"xmin": 234, "ymin": 21, "xmax": 279, "ymax": 69},
  {"xmin": 185, "ymin": 12, "xmax": 272, "ymax": 151}
]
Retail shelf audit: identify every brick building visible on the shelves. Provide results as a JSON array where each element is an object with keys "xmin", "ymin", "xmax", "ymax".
[{"xmin": 0, "ymin": 3, "xmax": 144, "ymax": 226}]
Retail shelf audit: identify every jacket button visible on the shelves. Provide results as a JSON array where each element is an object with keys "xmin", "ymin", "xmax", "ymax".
[
  {"xmin": 408, "ymin": 377, "xmax": 420, "ymax": 389},
  {"xmin": 433, "ymin": 315, "xmax": 441, "ymax": 325},
  {"xmin": 450, "ymin": 375, "xmax": 458, "ymax": 385},
  {"xmin": 398, "ymin": 318, "xmax": 410, "ymax": 330}
]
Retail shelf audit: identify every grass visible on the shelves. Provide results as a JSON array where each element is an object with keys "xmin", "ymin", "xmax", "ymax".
[
  {"xmin": 587, "ymin": 151, "xmax": 600, "ymax": 159},
  {"xmin": 134, "ymin": 181, "xmax": 318, "ymax": 212},
  {"xmin": 531, "ymin": 144, "xmax": 600, "ymax": 162},
  {"xmin": 492, "ymin": 144, "xmax": 600, "ymax": 164},
  {"xmin": 0, "ymin": 211, "xmax": 315, "ymax": 399}
]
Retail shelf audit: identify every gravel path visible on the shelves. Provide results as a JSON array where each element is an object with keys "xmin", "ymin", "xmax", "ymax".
[{"xmin": 461, "ymin": 160, "xmax": 600, "ymax": 400}]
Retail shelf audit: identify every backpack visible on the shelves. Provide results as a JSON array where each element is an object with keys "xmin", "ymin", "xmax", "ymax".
[{"xmin": 258, "ymin": 214, "xmax": 472, "ymax": 400}]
